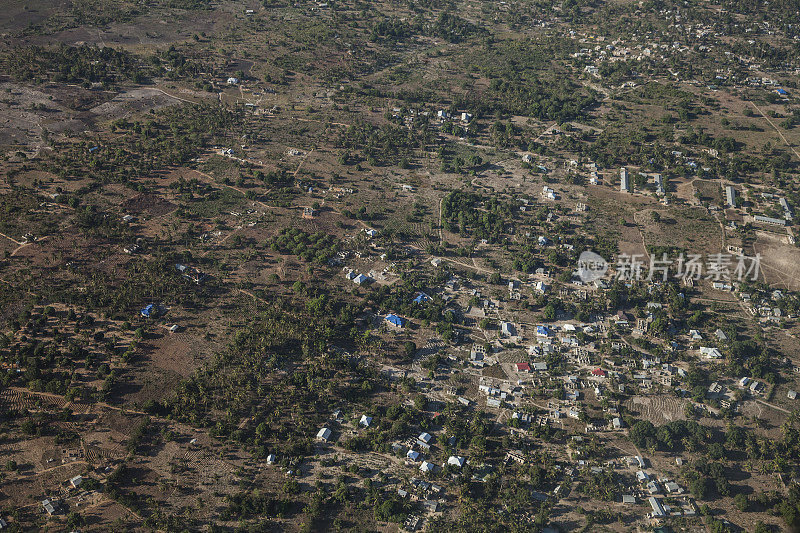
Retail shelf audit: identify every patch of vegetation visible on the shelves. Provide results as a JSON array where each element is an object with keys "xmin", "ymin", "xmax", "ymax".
[{"xmin": 269, "ymin": 228, "xmax": 338, "ymax": 264}]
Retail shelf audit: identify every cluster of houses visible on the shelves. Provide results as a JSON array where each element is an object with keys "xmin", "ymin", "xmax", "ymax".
[
  {"xmin": 313, "ymin": 411, "xmax": 477, "ymax": 526},
  {"xmin": 721, "ymin": 185, "xmax": 794, "ymax": 227},
  {"xmin": 436, "ymin": 271, "xmax": 791, "ymax": 434},
  {"xmin": 343, "ymin": 267, "xmax": 372, "ymax": 286},
  {"xmin": 436, "ymin": 110, "xmax": 473, "ymax": 124},
  {"xmin": 35, "ymin": 469, "xmax": 104, "ymax": 520},
  {"xmin": 618, "ymin": 168, "xmax": 666, "ymax": 196},
  {"xmin": 738, "ymin": 287, "xmax": 792, "ymax": 323},
  {"xmin": 568, "ymin": 12, "xmax": 794, "ymax": 95},
  {"xmin": 294, "ymin": 151, "xmax": 798, "ymax": 530}
]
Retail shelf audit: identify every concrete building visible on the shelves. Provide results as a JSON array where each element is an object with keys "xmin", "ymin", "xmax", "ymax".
[
  {"xmin": 649, "ymin": 497, "xmax": 666, "ymax": 517},
  {"xmin": 654, "ymin": 174, "xmax": 664, "ymax": 195},
  {"xmin": 780, "ymin": 197, "xmax": 793, "ymax": 221},
  {"xmin": 754, "ymin": 215, "xmax": 786, "ymax": 226},
  {"xmin": 620, "ymin": 168, "xmax": 630, "ymax": 192},
  {"xmin": 724, "ymin": 185, "xmax": 736, "ymax": 208}
]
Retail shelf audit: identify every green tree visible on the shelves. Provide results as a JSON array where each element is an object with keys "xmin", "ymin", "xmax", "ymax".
[{"xmin": 734, "ymin": 493, "xmax": 749, "ymax": 512}]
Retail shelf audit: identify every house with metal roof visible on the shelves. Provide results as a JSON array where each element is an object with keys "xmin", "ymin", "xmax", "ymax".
[
  {"xmin": 724, "ymin": 185, "xmax": 736, "ymax": 208},
  {"xmin": 385, "ymin": 314, "xmax": 406, "ymax": 328},
  {"xmin": 447, "ymin": 456, "xmax": 465, "ymax": 468},
  {"xmin": 413, "ymin": 292, "xmax": 432, "ymax": 304},
  {"xmin": 353, "ymin": 273, "xmax": 371, "ymax": 284},
  {"xmin": 649, "ymin": 497, "xmax": 666, "ymax": 517}
]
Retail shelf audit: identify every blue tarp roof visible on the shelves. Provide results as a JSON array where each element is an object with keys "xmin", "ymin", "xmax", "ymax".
[
  {"xmin": 385, "ymin": 314, "xmax": 406, "ymax": 327},
  {"xmin": 412, "ymin": 292, "xmax": 431, "ymax": 304},
  {"xmin": 141, "ymin": 304, "xmax": 155, "ymax": 317},
  {"xmin": 536, "ymin": 325, "xmax": 550, "ymax": 335}
]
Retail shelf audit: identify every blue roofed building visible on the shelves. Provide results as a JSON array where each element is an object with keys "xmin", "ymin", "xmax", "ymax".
[
  {"xmin": 141, "ymin": 303, "xmax": 165, "ymax": 319},
  {"xmin": 385, "ymin": 314, "xmax": 406, "ymax": 328},
  {"xmin": 412, "ymin": 292, "xmax": 432, "ymax": 304}
]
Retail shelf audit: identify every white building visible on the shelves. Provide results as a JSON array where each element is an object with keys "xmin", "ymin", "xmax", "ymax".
[
  {"xmin": 649, "ymin": 497, "xmax": 666, "ymax": 517},
  {"xmin": 754, "ymin": 215, "xmax": 786, "ymax": 226},
  {"xmin": 724, "ymin": 185, "xmax": 736, "ymax": 208},
  {"xmin": 620, "ymin": 168, "xmax": 630, "ymax": 192},
  {"xmin": 699, "ymin": 346, "xmax": 723, "ymax": 359},
  {"xmin": 447, "ymin": 456, "xmax": 465, "ymax": 468},
  {"xmin": 501, "ymin": 321, "xmax": 517, "ymax": 337}
]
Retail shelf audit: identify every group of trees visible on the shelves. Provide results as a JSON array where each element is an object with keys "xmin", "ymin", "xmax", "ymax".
[
  {"xmin": 727, "ymin": 337, "xmax": 778, "ymax": 384},
  {"xmin": 336, "ymin": 121, "xmax": 434, "ymax": 167},
  {"xmin": 0, "ymin": 304, "xmax": 137, "ymax": 403},
  {"xmin": 343, "ymin": 397, "xmax": 494, "ymax": 465},
  {"xmin": 0, "ymin": 191, "xmax": 57, "ymax": 240},
  {"xmin": 223, "ymin": 490, "xmax": 294, "ymax": 521},
  {"xmin": 683, "ymin": 461, "xmax": 732, "ymax": 500},
  {"xmin": 156, "ymin": 45, "xmax": 209, "ymax": 81},
  {"xmin": 165, "ymin": 298, "xmax": 387, "ymax": 464},
  {"xmin": 43, "ymin": 252, "xmax": 211, "ymax": 322},
  {"xmin": 483, "ymin": 76, "xmax": 598, "ymax": 123},
  {"xmin": 440, "ymin": 191, "xmax": 515, "ymax": 242},
  {"xmin": 626, "ymin": 415, "xmax": 800, "ymax": 529},
  {"xmin": 719, "ymin": 0, "xmax": 800, "ymax": 36},
  {"xmin": 341, "ymin": 205, "xmax": 378, "ymax": 221},
  {"xmin": 41, "ymin": 103, "xmax": 243, "ymax": 186},
  {"xmin": 371, "ymin": 12, "xmax": 485, "ymax": 44},
  {"xmin": 436, "ymin": 144, "xmax": 483, "ymax": 174},
  {"xmin": 678, "ymin": 128, "xmax": 740, "ymax": 155},
  {"xmin": 583, "ymin": 470, "xmax": 621, "ymax": 502},
  {"xmin": 269, "ymin": 228, "xmax": 339, "ymax": 265},
  {"xmin": 457, "ymin": 38, "xmax": 598, "ymax": 122},
  {"xmin": 628, "ymin": 419, "xmax": 714, "ymax": 452},
  {"xmin": 2, "ymin": 44, "xmax": 149, "ymax": 86}
]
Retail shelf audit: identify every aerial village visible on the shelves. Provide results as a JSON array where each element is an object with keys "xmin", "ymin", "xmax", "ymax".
[{"xmin": 2, "ymin": 0, "xmax": 800, "ymax": 531}]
